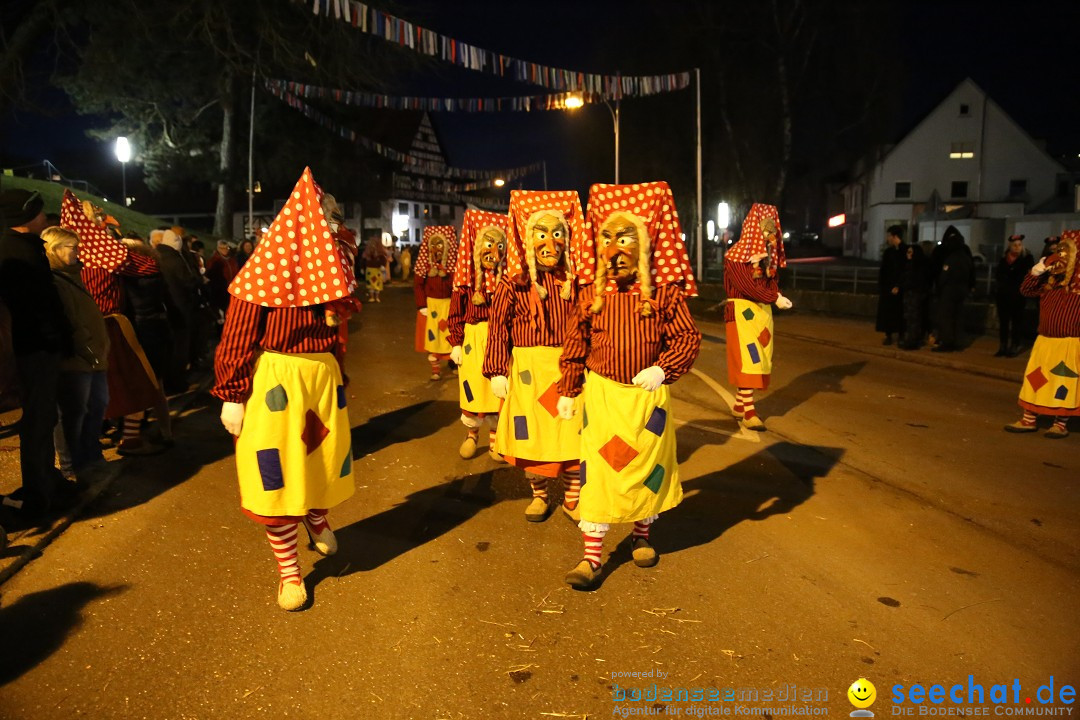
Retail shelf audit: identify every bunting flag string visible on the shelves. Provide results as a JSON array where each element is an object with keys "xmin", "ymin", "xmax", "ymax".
[
  {"xmin": 265, "ymin": 79, "xmax": 540, "ymax": 185},
  {"xmin": 267, "ymin": 78, "xmax": 605, "ymax": 113},
  {"xmin": 303, "ymin": 0, "xmax": 691, "ymax": 99}
]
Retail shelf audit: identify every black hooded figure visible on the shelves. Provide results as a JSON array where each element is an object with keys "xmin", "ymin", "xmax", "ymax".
[
  {"xmin": 899, "ymin": 242, "xmax": 931, "ymax": 349},
  {"xmin": 875, "ymin": 225, "xmax": 906, "ymax": 344},
  {"xmin": 931, "ymin": 225, "xmax": 975, "ymax": 352}
]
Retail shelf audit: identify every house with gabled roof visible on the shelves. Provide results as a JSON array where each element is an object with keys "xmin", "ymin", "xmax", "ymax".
[{"xmin": 837, "ymin": 78, "xmax": 1073, "ymax": 260}]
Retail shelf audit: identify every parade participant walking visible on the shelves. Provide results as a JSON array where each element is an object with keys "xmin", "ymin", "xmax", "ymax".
[
  {"xmin": 995, "ymin": 234, "xmax": 1035, "ymax": 357},
  {"xmin": 876, "ymin": 225, "xmax": 905, "ymax": 345},
  {"xmin": 484, "ymin": 190, "xmax": 588, "ymax": 523},
  {"xmin": 213, "ymin": 168, "xmax": 356, "ymax": 611},
  {"xmin": 723, "ymin": 203, "xmax": 794, "ymax": 430},
  {"xmin": 1004, "ymin": 230, "xmax": 1080, "ymax": 438},
  {"xmin": 362, "ymin": 236, "xmax": 390, "ymax": 303},
  {"xmin": 61, "ymin": 190, "xmax": 172, "ymax": 455},
  {"xmin": 414, "ymin": 226, "xmax": 457, "ymax": 380},
  {"xmin": 448, "ymin": 209, "xmax": 512, "ymax": 460},
  {"xmin": 557, "ymin": 181, "xmax": 702, "ymax": 589}
]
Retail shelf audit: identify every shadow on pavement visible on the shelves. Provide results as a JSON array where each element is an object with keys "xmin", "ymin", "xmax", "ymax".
[
  {"xmin": 0, "ymin": 581, "xmax": 127, "ymax": 686},
  {"xmin": 308, "ymin": 466, "xmax": 522, "ymax": 588},
  {"xmin": 676, "ymin": 420, "xmax": 734, "ymax": 464},
  {"xmin": 764, "ymin": 361, "xmax": 866, "ymax": 419},
  {"xmin": 351, "ymin": 400, "xmax": 458, "ymax": 458}
]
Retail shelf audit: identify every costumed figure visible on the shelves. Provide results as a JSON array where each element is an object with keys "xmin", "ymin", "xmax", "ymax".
[
  {"xmin": 414, "ymin": 226, "xmax": 458, "ymax": 380},
  {"xmin": 213, "ymin": 168, "xmax": 357, "ymax": 611},
  {"xmin": 361, "ymin": 236, "xmax": 390, "ymax": 303},
  {"xmin": 61, "ymin": 190, "xmax": 173, "ymax": 455},
  {"xmin": 1004, "ymin": 230, "xmax": 1080, "ymax": 439},
  {"xmin": 483, "ymin": 190, "xmax": 588, "ymax": 523},
  {"xmin": 722, "ymin": 203, "xmax": 793, "ymax": 431},
  {"xmin": 448, "ymin": 209, "xmax": 512, "ymax": 460},
  {"xmin": 557, "ymin": 181, "xmax": 702, "ymax": 589}
]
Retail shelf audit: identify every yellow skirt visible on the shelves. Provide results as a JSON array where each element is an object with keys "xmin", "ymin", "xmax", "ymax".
[
  {"xmin": 424, "ymin": 297, "xmax": 452, "ymax": 355},
  {"xmin": 459, "ymin": 321, "xmax": 500, "ymax": 413},
  {"xmin": 235, "ymin": 351, "xmax": 355, "ymax": 517},
  {"xmin": 495, "ymin": 345, "xmax": 582, "ymax": 462},
  {"xmin": 365, "ymin": 267, "xmax": 384, "ymax": 292},
  {"xmin": 579, "ymin": 371, "xmax": 682, "ymax": 524},
  {"xmin": 1019, "ymin": 335, "xmax": 1080, "ymax": 415},
  {"xmin": 726, "ymin": 298, "xmax": 774, "ymax": 389}
]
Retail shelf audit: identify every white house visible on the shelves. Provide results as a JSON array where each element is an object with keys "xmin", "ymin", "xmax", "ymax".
[{"xmin": 838, "ymin": 78, "xmax": 1070, "ymax": 260}]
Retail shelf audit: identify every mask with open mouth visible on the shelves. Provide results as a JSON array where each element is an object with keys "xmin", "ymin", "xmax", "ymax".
[
  {"xmin": 599, "ymin": 214, "xmax": 641, "ymax": 284},
  {"xmin": 427, "ymin": 234, "xmax": 448, "ymax": 277},
  {"xmin": 472, "ymin": 225, "xmax": 507, "ymax": 304}
]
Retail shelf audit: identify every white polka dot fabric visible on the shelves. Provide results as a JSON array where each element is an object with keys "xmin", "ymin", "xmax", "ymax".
[
  {"xmin": 725, "ymin": 203, "xmax": 787, "ymax": 269},
  {"xmin": 584, "ymin": 181, "xmax": 699, "ymax": 297},
  {"xmin": 507, "ymin": 190, "xmax": 589, "ymax": 285},
  {"xmin": 59, "ymin": 189, "xmax": 128, "ymax": 273},
  {"xmin": 453, "ymin": 210, "xmax": 513, "ymax": 289},
  {"xmin": 415, "ymin": 225, "xmax": 458, "ymax": 279},
  {"xmin": 228, "ymin": 167, "xmax": 351, "ymax": 307}
]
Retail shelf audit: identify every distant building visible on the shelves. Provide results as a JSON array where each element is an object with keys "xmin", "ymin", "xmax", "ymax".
[{"xmin": 836, "ymin": 78, "xmax": 1075, "ymax": 260}]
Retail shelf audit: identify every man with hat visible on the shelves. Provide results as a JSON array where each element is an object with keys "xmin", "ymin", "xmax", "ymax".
[{"xmin": 0, "ymin": 189, "xmax": 74, "ymax": 516}]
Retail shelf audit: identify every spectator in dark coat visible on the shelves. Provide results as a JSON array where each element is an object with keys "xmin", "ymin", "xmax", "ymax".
[
  {"xmin": 875, "ymin": 225, "xmax": 906, "ymax": 345},
  {"xmin": 0, "ymin": 189, "xmax": 74, "ymax": 516},
  {"xmin": 931, "ymin": 225, "xmax": 975, "ymax": 352},
  {"xmin": 899, "ymin": 242, "xmax": 931, "ymax": 350},
  {"xmin": 994, "ymin": 234, "xmax": 1035, "ymax": 357},
  {"xmin": 205, "ymin": 239, "xmax": 239, "ymax": 317},
  {"xmin": 152, "ymin": 228, "xmax": 199, "ymax": 391}
]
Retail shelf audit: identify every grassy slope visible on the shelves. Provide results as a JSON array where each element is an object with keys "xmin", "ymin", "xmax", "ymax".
[{"xmin": 0, "ymin": 175, "xmax": 167, "ymax": 238}]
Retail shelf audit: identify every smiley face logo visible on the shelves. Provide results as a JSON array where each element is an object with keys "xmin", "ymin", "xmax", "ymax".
[{"xmin": 848, "ymin": 678, "xmax": 877, "ymax": 709}]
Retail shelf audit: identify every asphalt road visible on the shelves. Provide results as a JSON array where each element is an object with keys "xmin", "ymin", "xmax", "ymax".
[{"xmin": 0, "ymin": 285, "xmax": 1076, "ymax": 719}]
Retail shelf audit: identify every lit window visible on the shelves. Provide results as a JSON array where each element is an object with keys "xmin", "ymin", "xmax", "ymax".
[
  {"xmin": 895, "ymin": 182, "xmax": 911, "ymax": 200},
  {"xmin": 949, "ymin": 142, "xmax": 975, "ymax": 159}
]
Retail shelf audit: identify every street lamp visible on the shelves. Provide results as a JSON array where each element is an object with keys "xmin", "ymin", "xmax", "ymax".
[
  {"xmin": 493, "ymin": 178, "xmax": 506, "ymax": 187},
  {"xmin": 115, "ymin": 136, "xmax": 131, "ymax": 206}
]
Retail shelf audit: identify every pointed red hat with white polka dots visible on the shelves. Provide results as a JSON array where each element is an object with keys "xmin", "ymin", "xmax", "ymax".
[
  {"xmin": 59, "ymin": 189, "xmax": 128, "ymax": 273},
  {"xmin": 415, "ymin": 225, "xmax": 458, "ymax": 279},
  {"xmin": 453, "ymin": 209, "xmax": 513, "ymax": 290},
  {"xmin": 228, "ymin": 167, "xmax": 352, "ymax": 307},
  {"xmin": 584, "ymin": 181, "xmax": 698, "ymax": 296},
  {"xmin": 507, "ymin": 190, "xmax": 589, "ymax": 285}
]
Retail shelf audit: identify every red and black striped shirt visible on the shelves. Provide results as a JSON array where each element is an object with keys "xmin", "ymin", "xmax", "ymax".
[
  {"xmin": 414, "ymin": 271, "xmax": 453, "ymax": 307},
  {"xmin": 212, "ymin": 300, "xmax": 339, "ymax": 403},
  {"xmin": 558, "ymin": 283, "xmax": 701, "ymax": 397},
  {"xmin": 1022, "ymin": 274, "xmax": 1080, "ymax": 337},
  {"xmin": 483, "ymin": 270, "xmax": 577, "ymax": 378},
  {"xmin": 81, "ymin": 251, "xmax": 159, "ymax": 316},
  {"xmin": 448, "ymin": 289, "xmax": 492, "ymax": 347},
  {"xmin": 723, "ymin": 260, "xmax": 779, "ymax": 322}
]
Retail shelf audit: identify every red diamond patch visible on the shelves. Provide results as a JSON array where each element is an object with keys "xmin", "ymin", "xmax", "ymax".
[
  {"xmin": 438, "ymin": 319, "xmax": 449, "ymax": 332},
  {"xmin": 301, "ymin": 409, "xmax": 329, "ymax": 455},
  {"xmin": 758, "ymin": 327, "xmax": 772, "ymax": 348},
  {"xmin": 537, "ymin": 382, "xmax": 561, "ymax": 418},
  {"xmin": 599, "ymin": 435, "xmax": 638, "ymax": 472},
  {"xmin": 1026, "ymin": 368, "xmax": 1048, "ymax": 392}
]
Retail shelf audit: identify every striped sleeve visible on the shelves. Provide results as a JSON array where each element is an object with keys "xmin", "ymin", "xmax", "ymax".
[
  {"xmin": 212, "ymin": 299, "xmax": 266, "ymax": 403},
  {"xmin": 119, "ymin": 250, "xmax": 159, "ymax": 277},
  {"xmin": 557, "ymin": 289, "xmax": 593, "ymax": 397},
  {"xmin": 1020, "ymin": 271, "xmax": 1047, "ymax": 299},
  {"xmin": 657, "ymin": 286, "xmax": 702, "ymax": 383},
  {"xmin": 448, "ymin": 289, "xmax": 468, "ymax": 347},
  {"xmin": 482, "ymin": 279, "xmax": 515, "ymax": 378},
  {"xmin": 724, "ymin": 260, "xmax": 779, "ymax": 304},
  {"xmin": 413, "ymin": 272, "xmax": 427, "ymax": 308}
]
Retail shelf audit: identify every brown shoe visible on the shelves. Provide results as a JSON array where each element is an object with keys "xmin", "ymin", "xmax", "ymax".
[
  {"xmin": 459, "ymin": 436, "xmax": 478, "ymax": 459},
  {"xmin": 1044, "ymin": 427, "xmax": 1069, "ymax": 439},
  {"xmin": 525, "ymin": 497, "xmax": 551, "ymax": 523},
  {"xmin": 117, "ymin": 438, "xmax": 165, "ymax": 456},
  {"xmin": 487, "ymin": 446, "xmax": 506, "ymax": 463},
  {"xmin": 565, "ymin": 560, "xmax": 601, "ymax": 589},
  {"xmin": 631, "ymin": 537, "xmax": 659, "ymax": 568},
  {"xmin": 741, "ymin": 414, "xmax": 766, "ymax": 431},
  {"xmin": 1003, "ymin": 421, "xmax": 1037, "ymax": 434},
  {"xmin": 561, "ymin": 501, "xmax": 581, "ymax": 523}
]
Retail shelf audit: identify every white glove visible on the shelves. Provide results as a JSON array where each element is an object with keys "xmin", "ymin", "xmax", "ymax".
[
  {"xmin": 557, "ymin": 396, "xmax": 577, "ymax": 420},
  {"xmin": 1031, "ymin": 260, "xmax": 1047, "ymax": 276},
  {"xmin": 220, "ymin": 401, "xmax": 245, "ymax": 436},
  {"xmin": 419, "ymin": 307, "xmax": 429, "ymax": 316},
  {"xmin": 775, "ymin": 294, "xmax": 793, "ymax": 310},
  {"xmin": 490, "ymin": 375, "xmax": 509, "ymax": 399},
  {"xmin": 450, "ymin": 346, "xmax": 463, "ymax": 365},
  {"xmin": 748, "ymin": 252, "xmax": 768, "ymax": 264},
  {"xmin": 632, "ymin": 365, "xmax": 666, "ymax": 392}
]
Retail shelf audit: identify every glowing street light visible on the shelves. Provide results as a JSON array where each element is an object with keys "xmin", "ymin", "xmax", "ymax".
[
  {"xmin": 564, "ymin": 93, "xmax": 584, "ymax": 110},
  {"xmin": 115, "ymin": 136, "xmax": 131, "ymax": 206},
  {"xmin": 493, "ymin": 178, "xmax": 506, "ymax": 187},
  {"xmin": 716, "ymin": 202, "xmax": 731, "ymax": 230},
  {"xmin": 391, "ymin": 212, "xmax": 410, "ymax": 237},
  {"xmin": 707, "ymin": 220, "xmax": 716, "ymax": 240}
]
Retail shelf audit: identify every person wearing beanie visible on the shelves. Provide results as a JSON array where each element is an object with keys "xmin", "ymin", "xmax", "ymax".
[
  {"xmin": 0, "ymin": 189, "xmax": 75, "ymax": 516},
  {"xmin": 414, "ymin": 226, "xmax": 457, "ymax": 380},
  {"xmin": 931, "ymin": 225, "xmax": 975, "ymax": 352},
  {"xmin": 557, "ymin": 181, "xmax": 701, "ymax": 589},
  {"xmin": 448, "ymin": 209, "xmax": 512, "ymax": 461},
  {"xmin": 484, "ymin": 190, "xmax": 587, "ymax": 523},
  {"xmin": 42, "ymin": 226, "xmax": 110, "ymax": 478},
  {"xmin": 995, "ymin": 234, "xmax": 1035, "ymax": 357},
  {"xmin": 1004, "ymin": 230, "xmax": 1080, "ymax": 438},
  {"xmin": 722, "ymin": 203, "xmax": 794, "ymax": 431},
  {"xmin": 213, "ymin": 168, "xmax": 357, "ymax": 611}
]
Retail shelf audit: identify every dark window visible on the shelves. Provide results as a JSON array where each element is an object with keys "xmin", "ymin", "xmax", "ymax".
[
  {"xmin": 423, "ymin": 204, "xmax": 431, "ymax": 216},
  {"xmin": 447, "ymin": 205, "xmax": 456, "ymax": 220},
  {"xmin": 951, "ymin": 181, "xmax": 968, "ymax": 199},
  {"xmin": 412, "ymin": 203, "xmax": 420, "ymax": 219},
  {"xmin": 895, "ymin": 182, "xmax": 911, "ymax": 200},
  {"xmin": 432, "ymin": 205, "xmax": 441, "ymax": 219},
  {"xmin": 1059, "ymin": 180, "xmax": 1070, "ymax": 197},
  {"xmin": 414, "ymin": 227, "xmax": 422, "ymax": 242},
  {"xmin": 398, "ymin": 202, "xmax": 409, "ymax": 215},
  {"xmin": 959, "ymin": 103, "xmax": 970, "ymax": 117},
  {"xmin": 1009, "ymin": 179, "xmax": 1027, "ymax": 197}
]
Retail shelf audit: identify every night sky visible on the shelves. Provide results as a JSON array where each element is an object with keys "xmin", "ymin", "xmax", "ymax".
[{"xmin": 2, "ymin": 0, "xmax": 1078, "ymax": 219}]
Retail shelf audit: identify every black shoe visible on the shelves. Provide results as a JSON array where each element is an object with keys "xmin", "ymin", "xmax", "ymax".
[{"xmin": 882, "ymin": 336, "xmax": 894, "ymax": 346}]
